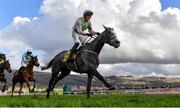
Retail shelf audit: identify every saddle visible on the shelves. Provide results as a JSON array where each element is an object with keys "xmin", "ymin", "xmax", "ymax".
[{"xmin": 15, "ymin": 66, "xmax": 25, "ymax": 77}]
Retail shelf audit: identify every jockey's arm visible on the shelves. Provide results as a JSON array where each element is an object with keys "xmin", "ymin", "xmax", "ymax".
[
  {"xmin": 74, "ymin": 20, "xmax": 86, "ymax": 36},
  {"xmin": 22, "ymin": 54, "xmax": 29, "ymax": 62},
  {"xmin": 88, "ymin": 22, "xmax": 98, "ymax": 35},
  {"xmin": 26, "ymin": 55, "xmax": 31, "ymax": 61},
  {"xmin": 22, "ymin": 56, "xmax": 27, "ymax": 62}
]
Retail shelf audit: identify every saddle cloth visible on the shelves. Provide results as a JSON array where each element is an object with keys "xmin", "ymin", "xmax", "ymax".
[{"xmin": 63, "ymin": 51, "xmax": 79, "ymax": 71}]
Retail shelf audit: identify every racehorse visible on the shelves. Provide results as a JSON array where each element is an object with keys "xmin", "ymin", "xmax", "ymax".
[
  {"xmin": 41, "ymin": 25, "xmax": 120, "ymax": 98},
  {"xmin": 0, "ymin": 60, "xmax": 12, "ymax": 92},
  {"xmin": 11, "ymin": 56, "xmax": 39, "ymax": 96}
]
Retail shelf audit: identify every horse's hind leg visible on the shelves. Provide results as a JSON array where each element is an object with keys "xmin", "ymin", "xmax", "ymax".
[
  {"xmin": 19, "ymin": 83, "xmax": 23, "ymax": 96},
  {"xmin": 46, "ymin": 77, "xmax": 57, "ymax": 98},
  {"xmin": 46, "ymin": 68, "xmax": 59, "ymax": 98},
  {"xmin": 87, "ymin": 73, "xmax": 93, "ymax": 98},
  {"xmin": 46, "ymin": 68, "xmax": 70, "ymax": 98},
  {"xmin": 94, "ymin": 70, "xmax": 115, "ymax": 90},
  {"xmin": 2, "ymin": 79, "xmax": 7, "ymax": 92},
  {"xmin": 11, "ymin": 77, "xmax": 18, "ymax": 97},
  {"xmin": 51, "ymin": 68, "xmax": 70, "ymax": 90}
]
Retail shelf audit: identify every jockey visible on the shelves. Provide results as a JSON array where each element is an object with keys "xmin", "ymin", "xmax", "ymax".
[
  {"xmin": 21, "ymin": 49, "xmax": 32, "ymax": 67},
  {"xmin": 0, "ymin": 53, "xmax": 6, "ymax": 64},
  {"xmin": 63, "ymin": 9, "xmax": 100, "ymax": 62}
]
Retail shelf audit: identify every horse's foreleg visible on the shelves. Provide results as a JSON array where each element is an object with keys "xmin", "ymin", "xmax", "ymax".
[
  {"xmin": 2, "ymin": 79, "xmax": 7, "ymax": 92},
  {"xmin": 87, "ymin": 73, "xmax": 93, "ymax": 98},
  {"xmin": 26, "ymin": 81, "xmax": 31, "ymax": 92},
  {"xmin": 31, "ymin": 79, "xmax": 36, "ymax": 92},
  {"xmin": 94, "ymin": 70, "xmax": 115, "ymax": 90}
]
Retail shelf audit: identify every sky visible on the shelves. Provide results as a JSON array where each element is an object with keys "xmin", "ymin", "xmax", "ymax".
[
  {"xmin": 0, "ymin": 0, "xmax": 180, "ymax": 77},
  {"xmin": 0, "ymin": 0, "xmax": 43, "ymax": 30},
  {"xmin": 160, "ymin": 0, "xmax": 180, "ymax": 10}
]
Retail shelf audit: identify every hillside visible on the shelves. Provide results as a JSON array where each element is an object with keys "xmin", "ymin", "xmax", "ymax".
[{"xmin": 3, "ymin": 71, "xmax": 180, "ymax": 89}]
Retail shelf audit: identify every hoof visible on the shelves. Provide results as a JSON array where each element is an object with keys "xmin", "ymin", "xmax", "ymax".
[
  {"xmin": 46, "ymin": 94, "xmax": 50, "ymax": 99},
  {"xmin": 109, "ymin": 86, "xmax": 115, "ymax": 90},
  {"xmin": 2, "ymin": 89, "xmax": 5, "ymax": 92},
  {"xmin": 41, "ymin": 66, "xmax": 46, "ymax": 71},
  {"xmin": 31, "ymin": 89, "xmax": 35, "ymax": 92},
  {"xmin": 46, "ymin": 88, "xmax": 50, "ymax": 92},
  {"xmin": 30, "ymin": 90, "xmax": 34, "ymax": 93}
]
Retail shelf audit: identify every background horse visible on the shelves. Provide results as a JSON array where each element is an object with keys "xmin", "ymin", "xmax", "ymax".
[
  {"xmin": 42, "ymin": 25, "xmax": 120, "ymax": 98},
  {"xmin": 0, "ymin": 60, "xmax": 12, "ymax": 92},
  {"xmin": 11, "ymin": 56, "xmax": 39, "ymax": 96}
]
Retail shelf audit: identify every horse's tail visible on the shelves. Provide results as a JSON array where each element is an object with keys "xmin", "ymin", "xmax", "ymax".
[{"xmin": 41, "ymin": 59, "xmax": 53, "ymax": 71}]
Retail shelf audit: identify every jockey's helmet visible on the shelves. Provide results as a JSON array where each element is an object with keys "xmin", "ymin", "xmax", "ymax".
[
  {"xmin": 83, "ymin": 9, "xmax": 93, "ymax": 17},
  {"xmin": 27, "ymin": 49, "xmax": 32, "ymax": 54}
]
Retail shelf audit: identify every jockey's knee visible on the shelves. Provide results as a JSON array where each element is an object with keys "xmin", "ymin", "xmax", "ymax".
[
  {"xmin": 19, "ymin": 66, "xmax": 25, "ymax": 71},
  {"xmin": 71, "ymin": 43, "xmax": 79, "ymax": 53}
]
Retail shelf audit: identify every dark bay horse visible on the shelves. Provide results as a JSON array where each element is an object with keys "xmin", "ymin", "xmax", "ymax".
[
  {"xmin": 11, "ymin": 56, "xmax": 39, "ymax": 96},
  {"xmin": 0, "ymin": 60, "xmax": 12, "ymax": 92},
  {"xmin": 42, "ymin": 25, "xmax": 120, "ymax": 98}
]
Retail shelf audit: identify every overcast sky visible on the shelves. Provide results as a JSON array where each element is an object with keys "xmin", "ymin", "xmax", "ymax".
[{"xmin": 0, "ymin": 0, "xmax": 180, "ymax": 77}]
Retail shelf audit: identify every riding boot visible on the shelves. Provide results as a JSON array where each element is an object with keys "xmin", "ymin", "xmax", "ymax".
[
  {"xmin": 69, "ymin": 43, "xmax": 79, "ymax": 60},
  {"xmin": 72, "ymin": 43, "xmax": 79, "ymax": 53}
]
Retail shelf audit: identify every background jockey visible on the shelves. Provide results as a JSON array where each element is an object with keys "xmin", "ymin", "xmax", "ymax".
[
  {"xmin": 21, "ymin": 49, "xmax": 32, "ymax": 67},
  {"xmin": 63, "ymin": 9, "xmax": 100, "ymax": 62},
  {"xmin": 0, "ymin": 53, "xmax": 6, "ymax": 64}
]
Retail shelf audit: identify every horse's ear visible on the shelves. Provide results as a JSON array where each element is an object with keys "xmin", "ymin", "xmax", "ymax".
[
  {"xmin": 35, "ymin": 55, "xmax": 37, "ymax": 58},
  {"xmin": 111, "ymin": 27, "xmax": 114, "ymax": 31},
  {"xmin": 103, "ymin": 25, "xmax": 108, "ymax": 30}
]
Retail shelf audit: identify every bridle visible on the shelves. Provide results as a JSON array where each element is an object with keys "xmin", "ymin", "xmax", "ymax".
[{"xmin": 84, "ymin": 30, "xmax": 117, "ymax": 45}]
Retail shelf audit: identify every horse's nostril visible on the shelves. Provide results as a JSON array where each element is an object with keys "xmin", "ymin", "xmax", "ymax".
[
  {"xmin": 9, "ymin": 69, "xmax": 12, "ymax": 73},
  {"xmin": 116, "ymin": 41, "xmax": 120, "ymax": 44}
]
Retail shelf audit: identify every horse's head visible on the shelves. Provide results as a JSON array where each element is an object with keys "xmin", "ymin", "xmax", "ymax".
[
  {"xmin": 101, "ymin": 25, "xmax": 120, "ymax": 48},
  {"xmin": 30, "ymin": 55, "xmax": 40, "ymax": 67},
  {"xmin": 3, "ymin": 60, "xmax": 12, "ymax": 73}
]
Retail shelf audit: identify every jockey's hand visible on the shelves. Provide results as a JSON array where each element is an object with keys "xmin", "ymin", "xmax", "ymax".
[
  {"xmin": 86, "ymin": 33, "xmax": 92, "ymax": 37},
  {"xmin": 96, "ymin": 32, "xmax": 101, "ymax": 36}
]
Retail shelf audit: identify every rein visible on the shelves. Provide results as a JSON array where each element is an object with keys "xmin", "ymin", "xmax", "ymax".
[
  {"xmin": 82, "ymin": 33, "xmax": 105, "ymax": 46},
  {"xmin": 24, "ymin": 62, "xmax": 34, "ymax": 73}
]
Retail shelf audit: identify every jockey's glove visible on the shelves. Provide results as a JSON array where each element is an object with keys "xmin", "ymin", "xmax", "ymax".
[
  {"xmin": 96, "ymin": 32, "xmax": 101, "ymax": 36},
  {"xmin": 86, "ymin": 33, "xmax": 92, "ymax": 37}
]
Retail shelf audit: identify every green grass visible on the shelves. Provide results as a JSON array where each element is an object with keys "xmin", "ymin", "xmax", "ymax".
[{"xmin": 0, "ymin": 94, "xmax": 180, "ymax": 107}]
